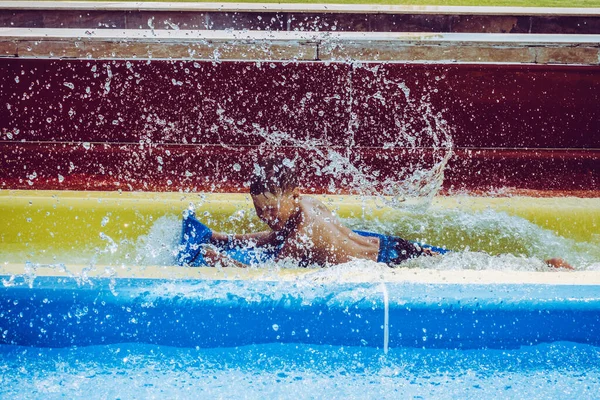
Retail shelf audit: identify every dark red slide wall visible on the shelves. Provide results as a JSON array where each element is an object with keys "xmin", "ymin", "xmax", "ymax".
[{"xmin": 1, "ymin": 59, "xmax": 598, "ymax": 194}]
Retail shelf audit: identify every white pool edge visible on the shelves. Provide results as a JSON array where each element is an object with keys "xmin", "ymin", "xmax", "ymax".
[
  {"xmin": 3, "ymin": 263, "xmax": 600, "ymax": 285},
  {"xmin": 2, "ymin": 28, "xmax": 600, "ymax": 45}
]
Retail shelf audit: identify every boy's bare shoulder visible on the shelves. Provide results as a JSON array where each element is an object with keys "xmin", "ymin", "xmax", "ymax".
[
  {"xmin": 294, "ymin": 196, "xmax": 343, "ymax": 236},
  {"xmin": 297, "ymin": 196, "xmax": 333, "ymax": 220}
]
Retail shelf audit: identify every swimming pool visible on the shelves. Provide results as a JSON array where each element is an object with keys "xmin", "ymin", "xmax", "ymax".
[{"xmin": 2, "ymin": 266, "xmax": 600, "ymax": 398}]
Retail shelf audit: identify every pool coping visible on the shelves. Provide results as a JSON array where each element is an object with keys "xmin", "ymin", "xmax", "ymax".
[{"xmin": 3, "ymin": 263, "xmax": 600, "ymax": 285}]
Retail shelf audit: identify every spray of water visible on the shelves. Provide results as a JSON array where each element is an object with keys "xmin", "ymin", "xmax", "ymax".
[
  {"xmin": 82, "ymin": 63, "xmax": 598, "ymax": 272},
  {"xmin": 216, "ymin": 62, "xmax": 454, "ymax": 206}
]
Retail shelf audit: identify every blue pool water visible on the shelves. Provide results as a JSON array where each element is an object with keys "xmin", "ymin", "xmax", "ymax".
[
  {"xmin": 1, "ymin": 273, "xmax": 599, "ymax": 397},
  {"xmin": 3, "ymin": 275, "xmax": 600, "ymax": 349},
  {"xmin": 1, "ymin": 342, "xmax": 599, "ymax": 399}
]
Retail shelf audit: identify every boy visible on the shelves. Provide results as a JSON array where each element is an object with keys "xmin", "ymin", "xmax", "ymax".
[{"xmin": 177, "ymin": 158, "xmax": 572, "ymax": 270}]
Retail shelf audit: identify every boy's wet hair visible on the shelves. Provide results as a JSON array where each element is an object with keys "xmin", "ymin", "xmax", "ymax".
[{"xmin": 249, "ymin": 157, "xmax": 299, "ymax": 195}]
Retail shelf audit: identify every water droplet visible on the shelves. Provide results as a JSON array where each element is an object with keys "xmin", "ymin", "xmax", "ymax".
[
  {"xmin": 272, "ymin": 324, "xmax": 279, "ymax": 331},
  {"xmin": 233, "ymin": 163, "xmax": 241, "ymax": 172}
]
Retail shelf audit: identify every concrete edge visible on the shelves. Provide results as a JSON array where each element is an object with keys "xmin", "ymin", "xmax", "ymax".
[
  {"xmin": 2, "ymin": 263, "xmax": 600, "ymax": 285},
  {"xmin": 1, "ymin": 2, "xmax": 600, "ymax": 16},
  {"xmin": 2, "ymin": 29, "xmax": 599, "ymax": 64},
  {"xmin": 2, "ymin": 28, "xmax": 600, "ymax": 45}
]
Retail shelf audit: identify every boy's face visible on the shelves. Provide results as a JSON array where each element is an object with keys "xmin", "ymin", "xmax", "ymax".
[{"xmin": 251, "ymin": 190, "xmax": 299, "ymax": 231}]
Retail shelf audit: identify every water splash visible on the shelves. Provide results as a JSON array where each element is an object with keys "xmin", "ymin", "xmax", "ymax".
[
  {"xmin": 216, "ymin": 63, "xmax": 453, "ymax": 206},
  {"xmin": 133, "ymin": 215, "xmax": 181, "ymax": 266}
]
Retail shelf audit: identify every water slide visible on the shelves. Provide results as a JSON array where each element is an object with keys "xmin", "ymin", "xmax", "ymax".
[{"xmin": 1, "ymin": 3, "xmax": 599, "ymax": 356}]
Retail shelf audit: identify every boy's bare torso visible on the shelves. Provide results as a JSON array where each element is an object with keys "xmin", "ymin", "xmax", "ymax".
[{"xmin": 277, "ymin": 196, "xmax": 380, "ymax": 266}]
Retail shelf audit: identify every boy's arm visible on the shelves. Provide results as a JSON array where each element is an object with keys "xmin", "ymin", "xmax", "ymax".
[
  {"xmin": 210, "ymin": 230, "xmax": 278, "ymax": 248},
  {"xmin": 203, "ymin": 247, "xmax": 247, "ymax": 268}
]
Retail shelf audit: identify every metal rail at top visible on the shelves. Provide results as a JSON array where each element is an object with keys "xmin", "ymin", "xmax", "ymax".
[
  {"xmin": 0, "ymin": 2, "xmax": 599, "ymax": 16},
  {"xmin": 2, "ymin": 2, "xmax": 600, "ymax": 35}
]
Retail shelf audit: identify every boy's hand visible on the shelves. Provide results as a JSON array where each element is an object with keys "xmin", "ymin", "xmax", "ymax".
[
  {"xmin": 545, "ymin": 258, "xmax": 574, "ymax": 270},
  {"xmin": 422, "ymin": 248, "xmax": 441, "ymax": 256}
]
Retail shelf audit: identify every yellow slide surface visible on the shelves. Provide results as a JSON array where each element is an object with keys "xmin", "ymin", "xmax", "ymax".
[{"xmin": 1, "ymin": 190, "xmax": 599, "ymax": 266}]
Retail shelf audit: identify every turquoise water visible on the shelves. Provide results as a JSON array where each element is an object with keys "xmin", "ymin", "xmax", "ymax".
[{"xmin": 1, "ymin": 342, "xmax": 598, "ymax": 399}]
